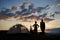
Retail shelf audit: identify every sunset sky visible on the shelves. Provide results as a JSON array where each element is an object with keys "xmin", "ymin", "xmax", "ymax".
[{"xmin": 0, "ymin": 0, "xmax": 60, "ymax": 33}]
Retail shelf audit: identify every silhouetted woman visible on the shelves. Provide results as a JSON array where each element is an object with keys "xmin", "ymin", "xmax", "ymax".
[{"xmin": 40, "ymin": 19, "xmax": 45, "ymax": 33}]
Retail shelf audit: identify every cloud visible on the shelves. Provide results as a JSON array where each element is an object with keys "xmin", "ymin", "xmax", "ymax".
[
  {"xmin": 21, "ymin": 9, "xmax": 27, "ymax": 13},
  {"xmin": 0, "ymin": 9, "xmax": 15, "ymax": 19},
  {"xmin": 47, "ymin": 3, "xmax": 60, "ymax": 14},
  {"xmin": 36, "ymin": 5, "xmax": 49, "ymax": 12},
  {"xmin": 11, "ymin": 6, "xmax": 18, "ymax": 11},
  {"xmin": 49, "ymin": 11, "xmax": 60, "ymax": 18},
  {"xmin": 15, "ymin": 13, "xmax": 54, "ymax": 22},
  {"xmin": 36, "ymin": 7, "xmax": 45, "ymax": 12},
  {"xmin": 0, "ymin": 8, "xmax": 53, "ymax": 22},
  {"xmin": 0, "ymin": 10, "xmax": 53, "ymax": 22},
  {"xmin": 21, "ymin": 12, "xmax": 31, "ymax": 16},
  {"xmin": 3, "ymin": 9, "xmax": 11, "ymax": 13},
  {"xmin": 46, "ymin": 3, "xmax": 60, "ymax": 18},
  {"xmin": 16, "ymin": 10, "xmax": 31, "ymax": 16},
  {"xmin": 28, "ymin": 3, "xmax": 34, "ymax": 10},
  {"xmin": 50, "ymin": 13, "xmax": 55, "ymax": 18},
  {"xmin": 55, "ymin": 11, "xmax": 60, "ymax": 14},
  {"xmin": 27, "ymin": 15, "xmax": 38, "ymax": 18},
  {"xmin": 20, "ymin": 2, "xmax": 26, "ymax": 10},
  {"xmin": 39, "ymin": 13, "xmax": 47, "ymax": 18},
  {"xmin": 0, "ymin": 2, "xmax": 55, "ymax": 22},
  {"xmin": 45, "ymin": 5, "xmax": 49, "ymax": 8},
  {"xmin": 44, "ymin": 18, "xmax": 54, "ymax": 22}
]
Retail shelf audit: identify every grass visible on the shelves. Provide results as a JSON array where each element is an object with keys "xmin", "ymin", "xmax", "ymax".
[{"xmin": 0, "ymin": 31, "xmax": 60, "ymax": 40}]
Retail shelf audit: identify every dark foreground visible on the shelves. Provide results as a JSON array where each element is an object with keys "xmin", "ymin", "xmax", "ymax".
[{"xmin": 0, "ymin": 31, "xmax": 60, "ymax": 40}]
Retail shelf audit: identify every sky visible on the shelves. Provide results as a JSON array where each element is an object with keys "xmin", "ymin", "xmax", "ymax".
[
  {"xmin": 0, "ymin": 0, "xmax": 60, "ymax": 33},
  {"xmin": 0, "ymin": 0, "xmax": 60, "ymax": 9}
]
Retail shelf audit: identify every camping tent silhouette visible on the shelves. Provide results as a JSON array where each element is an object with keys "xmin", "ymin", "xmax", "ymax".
[{"xmin": 7, "ymin": 24, "xmax": 29, "ymax": 34}]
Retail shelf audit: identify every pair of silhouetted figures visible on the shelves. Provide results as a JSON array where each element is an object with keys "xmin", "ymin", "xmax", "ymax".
[{"xmin": 33, "ymin": 19, "xmax": 45, "ymax": 34}]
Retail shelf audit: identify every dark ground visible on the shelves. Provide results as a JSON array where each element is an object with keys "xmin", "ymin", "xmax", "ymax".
[{"xmin": 0, "ymin": 31, "xmax": 60, "ymax": 40}]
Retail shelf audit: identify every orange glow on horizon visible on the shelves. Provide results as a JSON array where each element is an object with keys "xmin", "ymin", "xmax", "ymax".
[{"xmin": 0, "ymin": 19, "xmax": 60, "ymax": 32}]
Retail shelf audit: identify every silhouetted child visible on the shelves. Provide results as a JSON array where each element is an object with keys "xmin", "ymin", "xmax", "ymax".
[
  {"xmin": 30, "ymin": 26, "xmax": 33, "ymax": 33},
  {"xmin": 33, "ymin": 21, "xmax": 39, "ymax": 33},
  {"xmin": 40, "ymin": 19, "xmax": 45, "ymax": 34}
]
